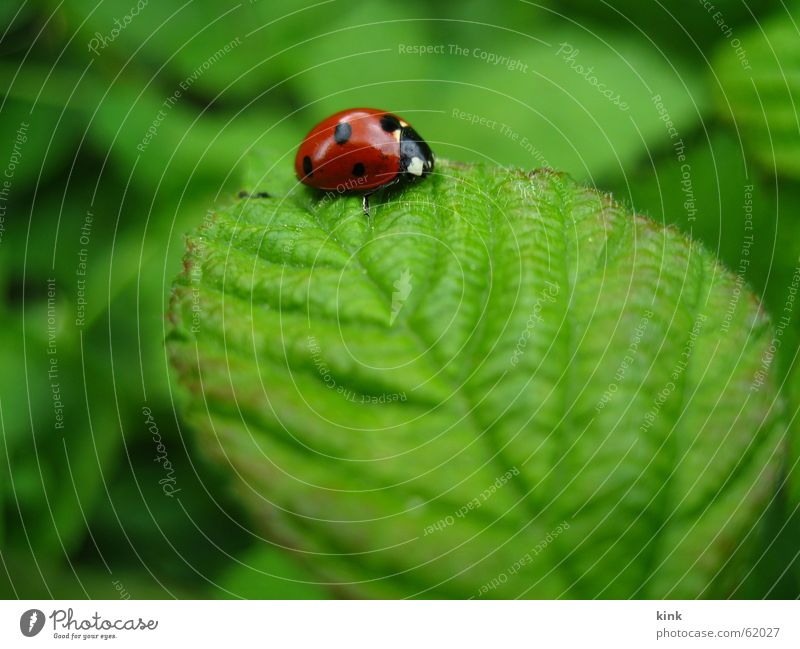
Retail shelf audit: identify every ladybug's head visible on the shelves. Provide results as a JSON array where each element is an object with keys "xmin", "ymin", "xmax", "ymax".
[{"xmin": 398, "ymin": 126, "xmax": 434, "ymax": 181}]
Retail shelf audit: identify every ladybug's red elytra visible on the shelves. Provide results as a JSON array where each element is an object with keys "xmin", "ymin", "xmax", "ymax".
[{"xmin": 294, "ymin": 107, "xmax": 434, "ymax": 215}]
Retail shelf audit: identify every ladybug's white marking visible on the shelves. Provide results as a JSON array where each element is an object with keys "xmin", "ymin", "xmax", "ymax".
[{"xmin": 408, "ymin": 156, "xmax": 425, "ymax": 176}]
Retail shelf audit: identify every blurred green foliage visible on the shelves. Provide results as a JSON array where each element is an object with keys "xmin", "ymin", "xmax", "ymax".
[{"xmin": 1, "ymin": 0, "xmax": 799, "ymax": 598}]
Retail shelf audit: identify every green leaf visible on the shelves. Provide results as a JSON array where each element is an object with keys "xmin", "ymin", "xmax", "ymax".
[
  {"xmin": 605, "ymin": 131, "xmax": 770, "ymax": 295},
  {"xmin": 789, "ymin": 361, "xmax": 800, "ymax": 507},
  {"xmin": 168, "ymin": 159, "xmax": 784, "ymax": 598},
  {"xmin": 714, "ymin": 11, "xmax": 800, "ymax": 179},
  {"xmin": 215, "ymin": 544, "xmax": 331, "ymax": 599},
  {"xmin": 0, "ymin": 60, "xmax": 293, "ymax": 192},
  {"xmin": 0, "ymin": 1, "xmax": 29, "ymax": 30},
  {"xmin": 292, "ymin": 23, "xmax": 708, "ymax": 182},
  {"xmin": 607, "ymin": 128, "xmax": 800, "ymax": 365},
  {"xmin": 55, "ymin": 0, "xmax": 357, "ymax": 103},
  {"xmin": 552, "ymin": 0, "xmax": 781, "ymax": 50},
  {"xmin": 83, "ymin": 75, "xmax": 286, "ymax": 192},
  {"xmin": 0, "ymin": 97, "xmax": 80, "ymax": 190}
]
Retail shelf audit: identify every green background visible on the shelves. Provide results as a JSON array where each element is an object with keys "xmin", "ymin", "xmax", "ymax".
[{"xmin": 1, "ymin": 0, "xmax": 799, "ymax": 598}]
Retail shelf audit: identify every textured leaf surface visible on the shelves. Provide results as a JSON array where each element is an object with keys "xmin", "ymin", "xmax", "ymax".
[{"xmin": 168, "ymin": 160, "xmax": 784, "ymax": 598}]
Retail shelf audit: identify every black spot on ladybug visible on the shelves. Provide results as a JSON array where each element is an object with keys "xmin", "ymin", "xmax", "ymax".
[
  {"xmin": 380, "ymin": 115, "xmax": 401, "ymax": 133},
  {"xmin": 302, "ymin": 155, "xmax": 313, "ymax": 176},
  {"xmin": 352, "ymin": 162, "xmax": 365, "ymax": 177},
  {"xmin": 333, "ymin": 122, "xmax": 352, "ymax": 144}
]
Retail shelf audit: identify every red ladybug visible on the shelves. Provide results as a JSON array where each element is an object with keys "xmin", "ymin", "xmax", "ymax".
[{"xmin": 295, "ymin": 108, "xmax": 434, "ymax": 215}]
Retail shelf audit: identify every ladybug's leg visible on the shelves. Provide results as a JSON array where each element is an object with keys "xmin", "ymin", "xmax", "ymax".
[{"xmin": 362, "ymin": 177, "xmax": 403, "ymax": 217}]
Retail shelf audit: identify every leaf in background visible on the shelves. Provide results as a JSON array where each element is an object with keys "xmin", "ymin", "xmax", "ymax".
[
  {"xmin": 4, "ymin": 300, "xmax": 126, "ymax": 561},
  {"xmin": 215, "ymin": 544, "xmax": 330, "ymax": 599},
  {"xmin": 437, "ymin": 26, "xmax": 709, "ymax": 183},
  {"xmin": 0, "ymin": 59, "xmax": 294, "ymax": 193},
  {"xmin": 783, "ymin": 356, "xmax": 800, "ymax": 591},
  {"xmin": 85, "ymin": 78, "xmax": 290, "ymax": 192},
  {"xmin": 294, "ymin": 17, "xmax": 708, "ymax": 182},
  {"xmin": 0, "ymin": 97, "xmax": 80, "ymax": 190},
  {"xmin": 54, "ymin": 0, "xmax": 353, "ymax": 103},
  {"xmin": 606, "ymin": 131, "xmax": 773, "ymax": 297},
  {"xmin": 286, "ymin": 0, "xmax": 466, "ymax": 115},
  {"xmin": 0, "ymin": 554, "xmax": 195, "ymax": 598},
  {"xmin": 552, "ymin": 0, "xmax": 780, "ymax": 52},
  {"xmin": 714, "ymin": 10, "xmax": 800, "ymax": 180},
  {"xmin": 168, "ymin": 159, "xmax": 784, "ymax": 598},
  {"xmin": 0, "ymin": 1, "xmax": 29, "ymax": 32},
  {"xmin": 789, "ymin": 358, "xmax": 800, "ymax": 503}
]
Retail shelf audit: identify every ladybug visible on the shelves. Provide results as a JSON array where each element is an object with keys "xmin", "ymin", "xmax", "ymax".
[{"xmin": 295, "ymin": 107, "xmax": 434, "ymax": 215}]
